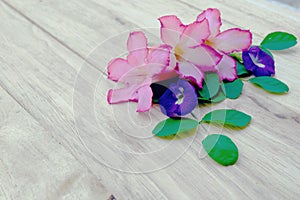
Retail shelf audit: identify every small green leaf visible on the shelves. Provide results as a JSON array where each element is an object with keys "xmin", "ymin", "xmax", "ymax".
[
  {"xmin": 223, "ymin": 79, "xmax": 244, "ymax": 99},
  {"xmin": 202, "ymin": 134, "xmax": 238, "ymax": 166},
  {"xmin": 201, "ymin": 109, "xmax": 251, "ymax": 128},
  {"xmin": 153, "ymin": 118, "xmax": 198, "ymax": 137},
  {"xmin": 211, "ymin": 91, "xmax": 226, "ymax": 103},
  {"xmin": 152, "ymin": 99, "xmax": 159, "ymax": 103},
  {"xmin": 198, "ymin": 91, "xmax": 225, "ymax": 104},
  {"xmin": 199, "ymin": 73, "xmax": 220, "ymax": 99},
  {"xmin": 249, "ymin": 76, "xmax": 289, "ymax": 94},
  {"xmin": 261, "ymin": 31, "xmax": 297, "ymax": 50},
  {"xmin": 230, "ymin": 53, "xmax": 251, "ymax": 77},
  {"xmin": 230, "ymin": 52, "xmax": 243, "ymax": 63},
  {"xmin": 236, "ymin": 61, "xmax": 250, "ymax": 77},
  {"xmin": 236, "ymin": 62, "xmax": 249, "ymax": 76}
]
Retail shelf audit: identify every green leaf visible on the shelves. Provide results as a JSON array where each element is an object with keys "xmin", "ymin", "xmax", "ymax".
[
  {"xmin": 211, "ymin": 91, "xmax": 226, "ymax": 103},
  {"xmin": 153, "ymin": 118, "xmax": 198, "ymax": 137},
  {"xmin": 229, "ymin": 53, "xmax": 251, "ymax": 77},
  {"xmin": 152, "ymin": 98, "xmax": 159, "ymax": 103},
  {"xmin": 199, "ymin": 72, "xmax": 220, "ymax": 99},
  {"xmin": 249, "ymin": 76, "xmax": 289, "ymax": 94},
  {"xmin": 198, "ymin": 91, "xmax": 225, "ymax": 104},
  {"xmin": 223, "ymin": 79, "xmax": 244, "ymax": 99},
  {"xmin": 230, "ymin": 52, "xmax": 243, "ymax": 63},
  {"xmin": 261, "ymin": 31, "xmax": 297, "ymax": 50},
  {"xmin": 201, "ymin": 109, "xmax": 251, "ymax": 128},
  {"xmin": 202, "ymin": 134, "xmax": 238, "ymax": 166},
  {"xmin": 236, "ymin": 61, "xmax": 250, "ymax": 77}
]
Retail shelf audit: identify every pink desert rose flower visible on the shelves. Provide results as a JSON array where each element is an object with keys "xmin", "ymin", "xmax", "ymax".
[
  {"xmin": 107, "ymin": 31, "xmax": 176, "ymax": 112},
  {"xmin": 158, "ymin": 15, "xmax": 222, "ymax": 87},
  {"xmin": 197, "ymin": 8, "xmax": 252, "ymax": 81}
]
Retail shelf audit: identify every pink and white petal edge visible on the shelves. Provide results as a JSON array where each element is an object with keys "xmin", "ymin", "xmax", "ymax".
[
  {"xmin": 196, "ymin": 8, "xmax": 222, "ymax": 37},
  {"xmin": 182, "ymin": 44, "xmax": 222, "ymax": 68},
  {"xmin": 127, "ymin": 31, "xmax": 148, "ymax": 52},
  {"xmin": 136, "ymin": 85, "xmax": 153, "ymax": 112},
  {"xmin": 177, "ymin": 61, "xmax": 205, "ymax": 87},
  {"xmin": 147, "ymin": 44, "xmax": 171, "ymax": 66},
  {"xmin": 126, "ymin": 31, "xmax": 149, "ymax": 66},
  {"xmin": 179, "ymin": 19, "xmax": 210, "ymax": 47},
  {"xmin": 107, "ymin": 58, "xmax": 132, "ymax": 82},
  {"xmin": 213, "ymin": 28, "xmax": 252, "ymax": 54},
  {"xmin": 216, "ymin": 55, "xmax": 237, "ymax": 81},
  {"xmin": 107, "ymin": 85, "xmax": 139, "ymax": 104},
  {"xmin": 158, "ymin": 15, "xmax": 186, "ymax": 46}
]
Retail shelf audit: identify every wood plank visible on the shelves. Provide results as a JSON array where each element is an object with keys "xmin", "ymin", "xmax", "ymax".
[
  {"xmin": 0, "ymin": 2, "xmax": 172, "ymax": 199},
  {"xmin": 0, "ymin": 87, "xmax": 111, "ymax": 199},
  {"xmin": 268, "ymin": 0, "xmax": 300, "ymax": 11},
  {"xmin": 1, "ymin": 0, "xmax": 300, "ymax": 199}
]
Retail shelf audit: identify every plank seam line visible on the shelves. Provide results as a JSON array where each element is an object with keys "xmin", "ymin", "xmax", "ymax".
[
  {"xmin": 0, "ymin": 81, "xmax": 117, "ymax": 198},
  {"xmin": 0, "ymin": 1, "xmax": 167, "ymax": 198},
  {"xmin": 1, "ymin": 0, "xmax": 102, "ymax": 73},
  {"xmin": 0, "ymin": 81, "xmax": 43, "ymax": 129}
]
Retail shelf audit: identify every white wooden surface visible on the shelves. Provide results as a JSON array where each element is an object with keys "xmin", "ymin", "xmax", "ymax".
[{"xmin": 0, "ymin": 0, "xmax": 300, "ymax": 199}]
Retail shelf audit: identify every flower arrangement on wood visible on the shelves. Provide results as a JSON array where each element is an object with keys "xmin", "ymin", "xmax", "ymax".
[{"xmin": 107, "ymin": 8, "xmax": 297, "ymax": 166}]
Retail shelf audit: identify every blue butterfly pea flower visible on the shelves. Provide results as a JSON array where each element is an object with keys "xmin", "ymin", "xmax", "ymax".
[
  {"xmin": 242, "ymin": 46, "xmax": 275, "ymax": 77},
  {"xmin": 159, "ymin": 79, "xmax": 198, "ymax": 117}
]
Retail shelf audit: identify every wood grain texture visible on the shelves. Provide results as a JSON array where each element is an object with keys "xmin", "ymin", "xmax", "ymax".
[
  {"xmin": 0, "ymin": 1, "xmax": 174, "ymax": 199},
  {"xmin": 0, "ymin": 87, "xmax": 111, "ymax": 199},
  {"xmin": 0, "ymin": 0, "xmax": 300, "ymax": 199}
]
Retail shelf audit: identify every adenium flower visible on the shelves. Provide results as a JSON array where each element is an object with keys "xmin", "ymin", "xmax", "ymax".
[
  {"xmin": 196, "ymin": 8, "xmax": 252, "ymax": 81},
  {"xmin": 107, "ymin": 31, "xmax": 177, "ymax": 112},
  {"xmin": 158, "ymin": 15, "xmax": 222, "ymax": 87},
  {"xmin": 242, "ymin": 46, "xmax": 275, "ymax": 76},
  {"xmin": 159, "ymin": 79, "xmax": 198, "ymax": 117}
]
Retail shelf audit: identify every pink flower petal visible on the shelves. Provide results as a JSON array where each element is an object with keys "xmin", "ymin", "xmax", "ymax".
[
  {"xmin": 118, "ymin": 66, "xmax": 148, "ymax": 85},
  {"xmin": 150, "ymin": 52, "xmax": 178, "ymax": 82},
  {"xmin": 107, "ymin": 85, "xmax": 139, "ymax": 104},
  {"xmin": 179, "ymin": 20, "xmax": 210, "ymax": 47},
  {"xmin": 123, "ymin": 46, "xmax": 171, "ymax": 82},
  {"xmin": 167, "ymin": 51, "xmax": 177, "ymax": 71},
  {"xmin": 177, "ymin": 61, "xmax": 204, "ymax": 87},
  {"xmin": 137, "ymin": 84, "xmax": 153, "ymax": 112},
  {"xmin": 215, "ymin": 54, "xmax": 237, "ymax": 81},
  {"xmin": 212, "ymin": 28, "xmax": 252, "ymax": 54},
  {"xmin": 197, "ymin": 8, "xmax": 222, "ymax": 37},
  {"xmin": 119, "ymin": 45, "xmax": 173, "ymax": 85},
  {"xmin": 107, "ymin": 58, "xmax": 132, "ymax": 82},
  {"xmin": 127, "ymin": 50, "xmax": 148, "ymax": 67},
  {"xmin": 147, "ymin": 44, "xmax": 171, "ymax": 67},
  {"xmin": 127, "ymin": 31, "xmax": 148, "ymax": 52},
  {"xmin": 181, "ymin": 44, "xmax": 221, "ymax": 68},
  {"xmin": 152, "ymin": 70, "xmax": 178, "ymax": 83},
  {"xmin": 158, "ymin": 15, "xmax": 186, "ymax": 47},
  {"xmin": 127, "ymin": 31, "xmax": 148, "ymax": 66}
]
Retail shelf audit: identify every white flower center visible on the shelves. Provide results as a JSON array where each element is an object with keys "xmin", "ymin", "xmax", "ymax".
[
  {"xmin": 175, "ymin": 87, "xmax": 185, "ymax": 105},
  {"xmin": 249, "ymin": 54, "xmax": 266, "ymax": 68}
]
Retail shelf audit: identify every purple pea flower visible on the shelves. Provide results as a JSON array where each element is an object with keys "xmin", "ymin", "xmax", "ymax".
[
  {"xmin": 242, "ymin": 46, "xmax": 275, "ymax": 77},
  {"xmin": 159, "ymin": 79, "xmax": 198, "ymax": 117}
]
